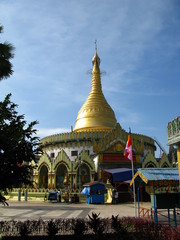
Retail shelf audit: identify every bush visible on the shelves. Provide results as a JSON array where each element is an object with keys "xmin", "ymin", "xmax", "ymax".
[
  {"xmin": 16, "ymin": 220, "xmax": 32, "ymax": 237},
  {"xmin": 119, "ymin": 217, "xmax": 180, "ymax": 240},
  {"xmin": 71, "ymin": 218, "xmax": 88, "ymax": 239},
  {"xmin": 88, "ymin": 212, "xmax": 105, "ymax": 238},
  {"xmin": 160, "ymin": 225, "xmax": 180, "ymax": 240},
  {"xmin": 111, "ymin": 215, "xmax": 132, "ymax": 240},
  {"xmin": 0, "ymin": 215, "xmax": 179, "ymax": 239},
  {"xmin": 45, "ymin": 219, "xmax": 59, "ymax": 237}
]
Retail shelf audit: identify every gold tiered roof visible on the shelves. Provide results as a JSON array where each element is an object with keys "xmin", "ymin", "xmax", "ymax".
[{"xmin": 74, "ymin": 50, "xmax": 117, "ymax": 132}]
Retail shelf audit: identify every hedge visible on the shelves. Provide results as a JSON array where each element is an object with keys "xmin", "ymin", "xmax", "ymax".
[{"xmin": 0, "ymin": 213, "xmax": 179, "ymax": 240}]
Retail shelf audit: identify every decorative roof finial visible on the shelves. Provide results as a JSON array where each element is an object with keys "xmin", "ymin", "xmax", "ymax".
[
  {"xmin": 92, "ymin": 40, "xmax": 100, "ymax": 66},
  {"xmin": 95, "ymin": 39, "xmax": 97, "ymax": 52}
]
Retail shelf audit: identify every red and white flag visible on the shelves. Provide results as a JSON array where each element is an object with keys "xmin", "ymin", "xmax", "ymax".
[
  {"xmin": 124, "ymin": 128, "xmax": 136, "ymax": 217},
  {"xmin": 124, "ymin": 129, "xmax": 133, "ymax": 161}
]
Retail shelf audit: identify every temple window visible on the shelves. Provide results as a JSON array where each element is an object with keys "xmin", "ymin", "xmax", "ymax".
[{"xmin": 71, "ymin": 150, "xmax": 78, "ymax": 156}]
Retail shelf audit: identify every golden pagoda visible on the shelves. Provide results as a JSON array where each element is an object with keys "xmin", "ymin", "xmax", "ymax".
[
  {"xmin": 74, "ymin": 49, "xmax": 117, "ymax": 132},
  {"xmin": 34, "ymin": 45, "xmax": 162, "ymax": 194}
]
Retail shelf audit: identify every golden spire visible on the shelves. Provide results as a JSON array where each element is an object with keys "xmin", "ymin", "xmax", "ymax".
[{"xmin": 74, "ymin": 45, "xmax": 117, "ymax": 132}]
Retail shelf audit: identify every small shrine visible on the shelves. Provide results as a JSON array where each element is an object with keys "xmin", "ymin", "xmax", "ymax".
[{"xmin": 130, "ymin": 168, "xmax": 180, "ymax": 226}]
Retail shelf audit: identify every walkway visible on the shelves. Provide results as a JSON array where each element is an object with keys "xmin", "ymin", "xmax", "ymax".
[
  {"xmin": 1, "ymin": 200, "xmax": 179, "ymax": 227},
  {"xmin": 0, "ymin": 200, "xmax": 138, "ymax": 221}
]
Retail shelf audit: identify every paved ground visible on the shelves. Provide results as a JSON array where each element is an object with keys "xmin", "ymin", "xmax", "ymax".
[
  {"xmin": 0, "ymin": 200, "xmax": 143, "ymax": 221},
  {"xmin": 0, "ymin": 200, "xmax": 180, "ymax": 227}
]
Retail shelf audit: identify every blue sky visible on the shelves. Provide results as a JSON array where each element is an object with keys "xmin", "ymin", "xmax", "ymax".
[{"xmin": 0, "ymin": 0, "xmax": 180, "ymax": 155}]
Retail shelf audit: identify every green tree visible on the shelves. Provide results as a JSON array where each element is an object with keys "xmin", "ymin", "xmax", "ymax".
[
  {"xmin": 0, "ymin": 25, "xmax": 15, "ymax": 81},
  {"xmin": 0, "ymin": 94, "xmax": 40, "ymax": 190}
]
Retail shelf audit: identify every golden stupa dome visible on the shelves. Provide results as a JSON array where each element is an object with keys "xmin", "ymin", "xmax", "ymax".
[{"xmin": 74, "ymin": 49, "xmax": 117, "ymax": 132}]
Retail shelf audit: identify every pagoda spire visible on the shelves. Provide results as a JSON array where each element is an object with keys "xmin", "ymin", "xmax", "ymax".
[
  {"xmin": 92, "ymin": 40, "xmax": 100, "ymax": 69},
  {"xmin": 91, "ymin": 46, "xmax": 102, "ymax": 95},
  {"xmin": 74, "ymin": 46, "xmax": 117, "ymax": 132},
  {"xmin": 95, "ymin": 39, "xmax": 97, "ymax": 51}
]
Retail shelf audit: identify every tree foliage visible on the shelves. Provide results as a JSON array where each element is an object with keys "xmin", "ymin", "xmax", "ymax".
[
  {"xmin": 0, "ymin": 25, "xmax": 15, "ymax": 81},
  {"xmin": 0, "ymin": 94, "xmax": 40, "ymax": 190}
]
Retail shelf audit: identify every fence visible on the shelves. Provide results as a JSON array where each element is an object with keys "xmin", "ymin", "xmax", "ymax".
[{"xmin": 138, "ymin": 206, "xmax": 180, "ymax": 227}]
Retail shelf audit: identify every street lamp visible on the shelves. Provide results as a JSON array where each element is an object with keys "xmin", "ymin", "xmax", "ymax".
[
  {"xmin": 50, "ymin": 153, "xmax": 55, "ymax": 189},
  {"xmin": 71, "ymin": 161, "xmax": 73, "ymax": 189},
  {"xmin": 78, "ymin": 157, "xmax": 83, "ymax": 191}
]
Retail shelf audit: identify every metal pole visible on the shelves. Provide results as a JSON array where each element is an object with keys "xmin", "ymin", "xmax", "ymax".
[
  {"xmin": 131, "ymin": 159, "xmax": 137, "ymax": 217},
  {"xmin": 50, "ymin": 156, "xmax": 54, "ymax": 189},
  {"xmin": 137, "ymin": 186, "xmax": 140, "ymax": 217},
  {"xmin": 25, "ymin": 189, "xmax": 28, "ymax": 201},
  {"xmin": 153, "ymin": 186, "xmax": 158, "ymax": 224},
  {"xmin": 173, "ymin": 208, "xmax": 177, "ymax": 227},
  {"xmin": 51, "ymin": 161, "xmax": 52, "ymax": 189},
  {"xmin": 71, "ymin": 162, "xmax": 73, "ymax": 189},
  {"xmin": 168, "ymin": 209, "xmax": 171, "ymax": 226},
  {"xmin": 18, "ymin": 189, "xmax": 21, "ymax": 201},
  {"xmin": 79, "ymin": 164, "xmax": 81, "ymax": 190}
]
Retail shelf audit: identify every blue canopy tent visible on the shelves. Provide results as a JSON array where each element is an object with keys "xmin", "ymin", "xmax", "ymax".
[
  {"xmin": 104, "ymin": 168, "xmax": 135, "ymax": 202},
  {"xmin": 104, "ymin": 168, "xmax": 134, "ymax": 182}
]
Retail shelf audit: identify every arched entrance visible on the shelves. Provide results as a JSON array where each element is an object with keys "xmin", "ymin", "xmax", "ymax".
[
  {"xmin": 162, "ymin": 163, "xmax": 168, "ymax": 168},
  {"xmin": 77, "ymin": 163, "xmax": 90, "ymax": 189},
  {"xmin": 39, "ymin": 165, "xmax": 48, "ymax": 188},
  {"xmin": 56, "ymin": 164, "xmax": 68, "ymax": 189},
  {"xmin": 145, "ymin": 162, "xmax": 156, "ymax": 168}
]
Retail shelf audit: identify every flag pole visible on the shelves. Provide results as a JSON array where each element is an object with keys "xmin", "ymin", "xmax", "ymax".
[
  {"xmin": 131, "ymin": 154, "xmax": 137, "ymax": 217},
  {"xmin": 124, "ymin": 128, "xmax": 137, "ymax": 217}
]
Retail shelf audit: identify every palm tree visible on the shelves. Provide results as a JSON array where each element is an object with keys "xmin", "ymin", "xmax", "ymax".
[{"xmin": 0, "ymin": 25, "xmax": 15, "ymax": 81}]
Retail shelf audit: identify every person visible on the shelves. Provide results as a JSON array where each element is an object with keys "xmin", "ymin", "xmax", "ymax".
[
  {"xmin": 44, "ymin": 193, "xmax": 47, "ymax": 201},
  {"xmin": 57, "ymin": 190, "xmax": 61, "ymax": 203},
  {"xmin": 0, "ymin": 192, "xmax": 9, "ymax": 206},
  {"xmin": 112, "ymin": 189, "xmax": 115, "ymax": 204},
  {"xmin": 114, "ymin": 190, "xmax": 118, "ymax": 204}
]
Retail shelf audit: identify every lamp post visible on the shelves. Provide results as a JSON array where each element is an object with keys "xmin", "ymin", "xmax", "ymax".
[
  {"xmin": 71, "ymin": 161, "xmax": 73, "ymax": 189},
  {"xmin": 50, "ymin": 154, "xmax": 54, "ymax": 189},
  {"xmin": 78, "ymin": 158, "xmax": 83, "ymax": 191},
  {"xmin": 79, "ymin": 164, "xmax": 81, "ymax": 190}
]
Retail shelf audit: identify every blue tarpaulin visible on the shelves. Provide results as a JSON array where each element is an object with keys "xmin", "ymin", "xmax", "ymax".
[
  {"xmin": 104, "ymin": 168, "xmax": 134, "ymax": 182},
  {"xmin": 81, "ymin": 187, "xmax": 90, "ymax": 195}
]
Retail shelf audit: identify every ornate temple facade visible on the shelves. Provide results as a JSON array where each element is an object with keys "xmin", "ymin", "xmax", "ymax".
[
  {"xmin": 167, "ymin": 116, "xmax": 180, "ymax": 182},
  {"xmin": 34, "ymin": 49, "xmax": 171, "ymax": 190}
]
